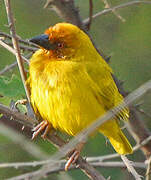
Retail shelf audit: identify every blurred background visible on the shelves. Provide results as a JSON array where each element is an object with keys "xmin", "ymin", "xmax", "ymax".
[{"xmin": 0, "ymin": 0, "xmax": 151, "ymax": 179}]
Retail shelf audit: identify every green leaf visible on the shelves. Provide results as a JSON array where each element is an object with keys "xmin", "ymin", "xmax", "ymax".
[{"xmin": 0, "ymin": 75, "xmax": 25, "ymax": 98}]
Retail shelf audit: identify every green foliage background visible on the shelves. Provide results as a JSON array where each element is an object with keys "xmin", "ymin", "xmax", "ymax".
[{"xmin": 0, "ymin": 0, "xmax": 151, "ymax": 179}]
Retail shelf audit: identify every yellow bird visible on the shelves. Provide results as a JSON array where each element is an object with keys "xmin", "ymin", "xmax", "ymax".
[{"xmin": 29, "ymin": 23, "xmax": 132, "ymax": 168}]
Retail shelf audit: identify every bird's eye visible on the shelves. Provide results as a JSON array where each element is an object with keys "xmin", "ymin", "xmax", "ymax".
[
  {"xmin": 57, "ymin": 42, "xmax": 64, "ymax": 48},
  {"xmin": 57, "ymin": 43, "xmax": 64, "ymax": 48}
]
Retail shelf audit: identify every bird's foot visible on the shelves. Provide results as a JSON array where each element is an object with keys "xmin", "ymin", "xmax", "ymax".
[
  {"xmin": 15, "ymin": 99, "xmax": 27, "ymax": 106},
  {"xmin": 32, "ymin": 121, "xmax": 50, "ymax": 140},
  {"xmin": 65, "ymin": 142, "xmax": 85, "ymax": 171}
]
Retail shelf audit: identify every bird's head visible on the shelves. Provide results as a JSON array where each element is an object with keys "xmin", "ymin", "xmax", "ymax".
[{"xmin": 30, "ymin": 23, "xmax": 96, "ymax": 60}]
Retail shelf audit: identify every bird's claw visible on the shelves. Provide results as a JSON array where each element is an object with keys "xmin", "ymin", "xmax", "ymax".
[
  {"xmin": 65, "ymin": 142, "xmax": 85, "ymax": 171},
  {"xmin": 65, "ymin": 150, "xmax": 80, "ymax": 171},
  {"xmin": 32, "ymin": 121, "xmax": 50, "ymax": 140}
]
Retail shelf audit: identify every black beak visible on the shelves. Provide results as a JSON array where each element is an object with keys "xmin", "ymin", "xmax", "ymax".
[{"xmin": 29, "ymin": 34, "xmax": 56, "ymax": 50}]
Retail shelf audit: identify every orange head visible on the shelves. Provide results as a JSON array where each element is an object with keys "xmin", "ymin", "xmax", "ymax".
[{"xmin": 30, "ymin": 23, "xmax": 95, "ymax": 59}]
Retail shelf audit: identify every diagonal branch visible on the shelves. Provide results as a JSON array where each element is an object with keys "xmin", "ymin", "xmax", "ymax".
[{"xmin": 4, "ymin": 0, "xmax": 30, "ymax": 103}]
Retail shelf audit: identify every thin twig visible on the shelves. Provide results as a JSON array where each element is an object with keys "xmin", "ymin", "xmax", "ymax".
[
  {"xmin": 87, "ymin": 0, "xmax": 93, "ymax": 30},
  {"xmin": 4, "ymin": 0, "xmax": 30, "ymax": 102},
  {"xmin": 83, "ymin": 0, "xmax": 151, "ymax": 25},
  {"xmin": 121, "ymin": 155, "xmax": 142, "ymax": 180},
  {"xmin": 0, "ymin": 160, "xmax": 146, "ymax": 170}
]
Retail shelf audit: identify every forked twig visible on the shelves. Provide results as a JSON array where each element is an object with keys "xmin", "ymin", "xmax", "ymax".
[
  {"xmin": 101, "ymin": 0, "xmax": 125, "ymax": 22},
  {"xmin": 83, "ymin": 0, "xmax": 151, "ymax": 25}
]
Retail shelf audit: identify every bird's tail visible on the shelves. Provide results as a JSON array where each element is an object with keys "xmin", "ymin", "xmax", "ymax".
[{"xmin": 99, "ymin": 120, "xmax": 133, "ymax": 155}]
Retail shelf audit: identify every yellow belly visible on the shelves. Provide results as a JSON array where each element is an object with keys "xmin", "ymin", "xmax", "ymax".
[{"xmin": 31, "ymin": 73, "xmax": 106, "ymax": 136}]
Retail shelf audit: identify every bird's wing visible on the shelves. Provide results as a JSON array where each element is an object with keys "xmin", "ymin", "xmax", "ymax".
[{"xmin": 85, "ymin": 60, "xmax": 129, "ymax": 121}]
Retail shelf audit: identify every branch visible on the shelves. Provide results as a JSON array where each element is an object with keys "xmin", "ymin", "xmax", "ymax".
[
  {"xmin": 4, "ymin": 0, "xmax": 30, "ymax": 103},
  {"xmin": 86, "ymin": 0, "xmax": 93, "ymax": 30},
  {"xmin": 121, "ymin": 155, "xmax": 142, "ymax": 180},
  {"xmin": 0, "ymin": 160, "xmax": 146, "ymax": 170},
  {"xmin": 83, "ymin": 0, "xmax": 151, "ymax": 25},
  {"xmin": 0, "ymin": 103, "xmax": 36, "ymax": 127}
]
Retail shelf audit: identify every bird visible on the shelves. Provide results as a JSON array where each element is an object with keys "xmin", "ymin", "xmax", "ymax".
[{"xmin": 28, "ymin": 22, "xmax": 132, "ymax": 170}]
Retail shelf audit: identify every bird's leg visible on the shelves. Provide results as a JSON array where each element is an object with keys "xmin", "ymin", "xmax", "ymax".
[
  {"xmin": 32, "ymin": 121, "xmax": 50, "ymax": 140},
  {"xmin": 65, "ymin": 141, "xmax": 85, "ymax": 171}
]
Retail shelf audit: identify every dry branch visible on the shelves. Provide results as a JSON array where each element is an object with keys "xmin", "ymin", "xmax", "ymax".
[
  {"xmin": 4, "ymin": 0, "xmax": 30, "ymax": 103},
  {"xmin": 0, "ymin": 160, "xmax": 146, "ymax": 171}
]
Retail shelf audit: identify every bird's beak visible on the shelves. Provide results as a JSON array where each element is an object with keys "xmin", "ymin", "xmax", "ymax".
[{"xmin": 29, "ymin": 34, "xmax": 56, "ymax": 50}]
